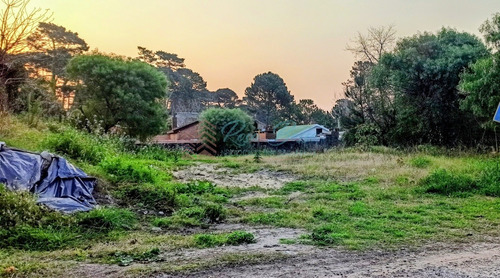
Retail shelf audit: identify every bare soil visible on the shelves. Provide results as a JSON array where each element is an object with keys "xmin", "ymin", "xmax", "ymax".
[
  {"xmin": 173, "ymin": 163, "xmax": 296, "ymax": 189},
  {"xmin": 74, "ymin": 164, "xmax": 500, "ymax": 277},
  {"xmin": 162, "ymin": 240, "xmax": 500, "ymax": 278}
]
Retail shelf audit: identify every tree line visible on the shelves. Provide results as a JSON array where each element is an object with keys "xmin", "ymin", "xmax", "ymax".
[
  {"xmin": 0, "ymin": 0, "xmax": 334, "ymax": 140},
  {"xmin": 334, "ymin": 14, "xmax": 500, "ymax": 149},
  {"xmin": 3, "ymin": 0, "xmax": 499, "ymax": 150}
]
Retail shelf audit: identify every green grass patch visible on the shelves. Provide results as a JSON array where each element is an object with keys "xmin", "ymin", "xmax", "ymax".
[
  {"xmin": 194, "ymin": 231, "xmax": 255, "ymax": 248},
  {"xmin": 409, "ymin": 156, "xmax": 432, "ymax": 168}
]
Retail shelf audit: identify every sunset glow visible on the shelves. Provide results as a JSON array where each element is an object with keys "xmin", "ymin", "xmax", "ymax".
[{"xmin": 30, "ymin": 0, "xmax": 500, "ymax": 110}]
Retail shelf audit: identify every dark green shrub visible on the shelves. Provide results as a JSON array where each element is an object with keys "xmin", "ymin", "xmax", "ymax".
[
  {"xmin": 193, "ymin": 231, "xmax": 255, "ymax": 248},
  {"xmin": 174, "ymin": 203, "xmax": 226, "ymax": 223},
  {"xmin": 421, "ymin": 169, "xmax": 477, "ymax": 195},
  {"xmin": 199, "ymin": 108, "xmax": 254, "ymax": 151},
  {"xmin": 115, "ymin": 183, "xmax": 177, "ymax": 211},
  {"xmin": 226, "ymin": 231, "xmax": 255, "ymax": 245},
  {"xmin": 44, "ymin": 129, "xmax": 105, "ymax": 164},
  {"xmin": 100, "ymin": 158, "xmax": 157, "ymax": 184},
  {"xmin": 77, "ymin": 208, "xmax": 137, "ymax": 232},
  {"xmin": 202, "ymin": 203, "xmax": 226, "ymax": 223},
  {"xmin": 194, "ymin": 234, "xmax": 226, "ymax": 248}
]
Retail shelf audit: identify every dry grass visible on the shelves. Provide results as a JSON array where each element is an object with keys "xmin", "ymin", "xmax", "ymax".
[{"xmin": 261, "ymin": 150, "xmax": 428, "ymax": 184}]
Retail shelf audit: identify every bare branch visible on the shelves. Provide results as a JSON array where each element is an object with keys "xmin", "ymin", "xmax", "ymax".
[
  {"xmin": 0, "ymin": 0, "xmax": 52, "ymax": 60},
  {"xmin": 346, "ymin": 25, "xmax": 396, "ymax": 63}
]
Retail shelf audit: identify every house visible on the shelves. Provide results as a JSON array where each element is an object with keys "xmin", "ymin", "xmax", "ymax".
[
  {"xmin": 150, "ymin": 121, "xmax": 217, "ymax": 156},
  {"xmin": 276, "ymin": 124, "xmax": 330, "ymax": 142},
  {"xmin": 151, "ymin": 121, "xmax": 200, "ymax": 143}
]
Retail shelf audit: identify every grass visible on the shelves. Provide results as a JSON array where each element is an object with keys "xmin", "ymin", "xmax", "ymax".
[
  {"xmin": 3, "ymin": 114, "xmax": 500, "ymax": 276},
  {"xmin": 221, "ymin": 149, "xmax": 500, "ymax": 250},
  {"xmin": 194, "ymin": 231, "xmax": 255, "ymax": 248}
]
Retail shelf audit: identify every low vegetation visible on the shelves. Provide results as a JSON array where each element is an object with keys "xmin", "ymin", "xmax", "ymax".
[{"xmin": 2, "ymin": 116, "xmax": 500, "ymax": 277}]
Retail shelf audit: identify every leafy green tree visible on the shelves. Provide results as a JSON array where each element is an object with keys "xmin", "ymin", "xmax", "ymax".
[
  {"xmin": 199, "ymin": 108, "xmax": 254, "ymax": 151},
  {"xmin": 291, "ymin": 99, "xmax": 335, "ymax": 128},
  {"xmin": 26, "ymin": 22, "xmax": 89, "ymax": 96},
  {"xmin": 244, "ymin": 72, "xmax": 294, "ymax": 126},
  {"xmin": 214, "ymin": 88, "xmax": 238, "ymax": 108},
  {"xmin": 66, "ymin": 54, "xmax": 168, "ymax": 139},
  {"xmin": 459, "ymin": 14, "xmax": 500, "ymax": 146},
  {"xmin": 137, "ymin": 46, "xmax": 206, "ymax": 95},
  {"xmin": 340, "ymin": 26, "xmax": 397, "ymax": 146},
  {"xmin": 379, "ymin": 28, "xmax": 488, "ymax": 146},
  {"xmin": 480, "ymin": 12, "xmax": 500, "ymax": 51},
  {"xmin": 459, "ymin": 56, "xmax": 500, "ymax": 131}
]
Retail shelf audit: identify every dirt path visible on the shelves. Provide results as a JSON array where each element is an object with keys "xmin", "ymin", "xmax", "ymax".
[
  {"xmin": 162, "ymin": 240, "xmax": 500, "ymax": 278},
  {"xmin": 173, "ymin": 163, "xmax": 296, "ymax": 189}
]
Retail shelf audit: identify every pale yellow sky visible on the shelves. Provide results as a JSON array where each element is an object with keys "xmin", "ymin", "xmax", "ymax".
[{"xmin": 30, "ymin": 0, "xmax": 500, "ymax": 110}]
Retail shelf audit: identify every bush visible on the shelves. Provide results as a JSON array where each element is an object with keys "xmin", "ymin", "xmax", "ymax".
[
  {"xmin": 115, "ymin": 183, "xmax": 177, "ymax": 211},
  {"xmin": 199, "ymin": 108, "xmax": 254, "ymax": 151},
  {"xmin": 0, "ymin": 186, "xmax": 68, "ymax": 229},
  {"xmin": 202, "ymin": 203, "xmax": 226, "ymax": 223},
  {"xmin": 77, "ymin": 208, "xmax": 137, "ymax": 232},
  {"xmin": 194, "ymin": 234, "xmax": 226, "ymax": 248},
  {"xmin": 226, "ymin": 231, "xmax": 255, "ymax": 245},
  {"xmin": 173, "ymin": 203, "xmax": 226, "ymax": 224},
  {"xmin": 44, "ymin": 129, "xmax": 105, "ymax": 164},
  {"xmin": 421, "ymin": 169, "xmax": 477, "ymax": 196},
  {"xmin": 100, "ymin": 158, "xmax": 157, "ymax": 184},
  {"xmin": 194, "ymin": 231, "xmax": 255, "ymax": 248}
]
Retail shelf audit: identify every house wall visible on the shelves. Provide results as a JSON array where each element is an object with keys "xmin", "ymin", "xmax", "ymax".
[{"xmin": 176, "ymin": 123, "xmax": 200, "ymax": 140}]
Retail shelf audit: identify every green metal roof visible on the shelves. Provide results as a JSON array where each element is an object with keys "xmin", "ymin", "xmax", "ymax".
[{"xmin": 276, "ymin": 125, "xmax": 317, "ymax": 139}]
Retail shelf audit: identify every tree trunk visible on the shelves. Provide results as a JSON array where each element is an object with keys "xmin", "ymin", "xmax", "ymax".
[{"xmin": 0, "ymin": 84, "xmax": 8, "ymax": 112}]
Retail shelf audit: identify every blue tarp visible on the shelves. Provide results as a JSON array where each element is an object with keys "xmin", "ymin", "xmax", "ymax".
[{"xmin": 0, "ymin": 142, "xmax": 97, "ymax": 213}]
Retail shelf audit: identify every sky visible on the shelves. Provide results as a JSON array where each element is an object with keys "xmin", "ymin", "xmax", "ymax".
[{"xmin": 29, "ymin": 0, "xmax": 500, "ymax": 110}]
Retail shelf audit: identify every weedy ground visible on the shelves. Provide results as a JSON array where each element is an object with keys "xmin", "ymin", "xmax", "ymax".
[{"xmin": 1, "ymin": 115, "xmax": 500, "ymax": 277}]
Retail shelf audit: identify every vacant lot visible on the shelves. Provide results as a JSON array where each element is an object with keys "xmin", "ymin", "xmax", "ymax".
[{"xmin": 1, "ymin": 117, "xmax": 500, "ymax": 277}]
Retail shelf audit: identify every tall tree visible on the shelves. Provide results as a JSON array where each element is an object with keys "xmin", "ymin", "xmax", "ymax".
[
  {"xmin": 0, "ymin": 0, "xmax": 51, "ymax": 111},
  {"xmin": 66, "ymin": 54, "xmax": 168, "ymax": 139},
  {"xmin": 346, "ymin": 25, "xmax": 397, "ymax": 64},
  {"xmin": 381, "ymin": 28, "xmax": 488, "ymax": 146},
  {"xmin": 244, "ymin": 72, "xmax": 294, "ymax": 126},
  {"xmin": 459, "ymin": 13, "xmax": 500, "ymax": 146},
  {"xmin": 480, "ymin": 12, "xmax": 500, "ymax": 51},
  {"xmin": 213, "ymin": 88, "xmax": 238, "ymax": 108},
  {"xmin": 341, "ymin": 26, "xmax": 397, "ymax": 145},
  {"xmin": 26, "ymin": 22, "xmax": 88, "ymax": 96}
]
